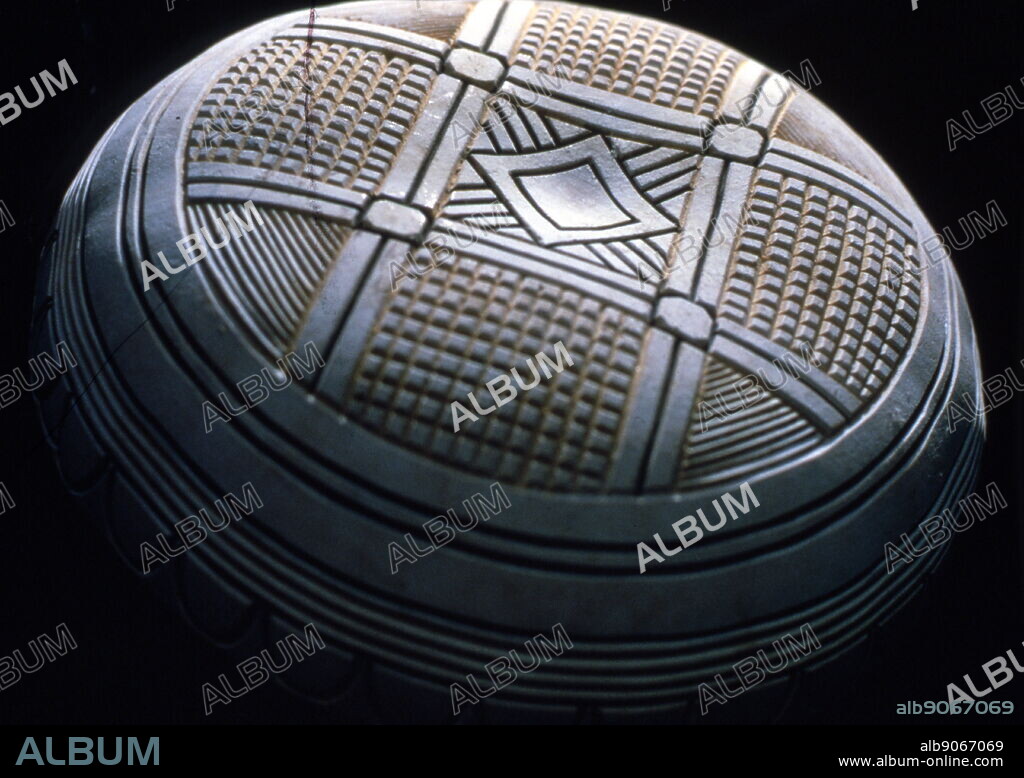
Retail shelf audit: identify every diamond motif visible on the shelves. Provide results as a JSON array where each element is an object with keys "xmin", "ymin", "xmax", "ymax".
[{"xmin": 470, "ymin": 136, "xmax": 677, "ymax": 246}]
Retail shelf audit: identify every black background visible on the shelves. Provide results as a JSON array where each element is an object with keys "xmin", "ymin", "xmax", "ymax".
[{"xmin": 0, "ymin": 0, "xmax": 1021, "ymax": 727}]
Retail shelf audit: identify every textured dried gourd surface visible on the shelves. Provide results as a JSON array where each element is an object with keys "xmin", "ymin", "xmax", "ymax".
[
  {"xmin": 32, "ymin": 1, "xmax": 979, "ymax": 722},
  {"xmin": 183, "ymin": 0, "xmax": 924, "ymax": 492}
]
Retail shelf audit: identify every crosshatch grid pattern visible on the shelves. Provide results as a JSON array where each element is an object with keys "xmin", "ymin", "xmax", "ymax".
[
  {"xmin": 186, "ymin": 37, "xmax": 434, "ymax": 192},
  {"xmin": 511, "ymin": 2, "xmax": 742, "ymax": 117},
  {"xmin": 341, "ymin": 255, "xmax": 647, "ymax": 491},
  {"xmin": 718, "ymin": 169, "xmax": 922, "ymax": 402}
]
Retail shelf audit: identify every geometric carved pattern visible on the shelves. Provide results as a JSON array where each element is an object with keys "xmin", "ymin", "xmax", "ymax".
[
  {"xmin": 512, "ymin": 2, "xmax": 742, "ymax": 117},
  {"xmin": 718, "ymin": 169, "xmax": 922, "ymax": 402},
  {"xmin": 471, "ymin": 133, "xmax": 679, "ymax": 243},
  {"xmin": 187, "ymin": 38, "xmax": 434, "ymax": 192},
  {"xmin": 441, "ymin": 98, "xmax": 699, "ymax": 280},
  {"xmin": 185, "ymin": 202, "xmax": 351, "ymax": 356},
  {"xmin": 341, "ymin": 255, "xmax": 645, "ymax": 491},
  {"xmin": 38, "ymin": 0, "xmax": 984, "ymax": 722},
  {"xmin": 175, "ymin": 5, "xmax": 931, "ymax": 491},
  {"xmin": 678, "ymin": 357, "xmax": 822, "ymax": 487},
  {"xmin": 470, "ymin": 135, "xmax": 677, "ymax": 246}
]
